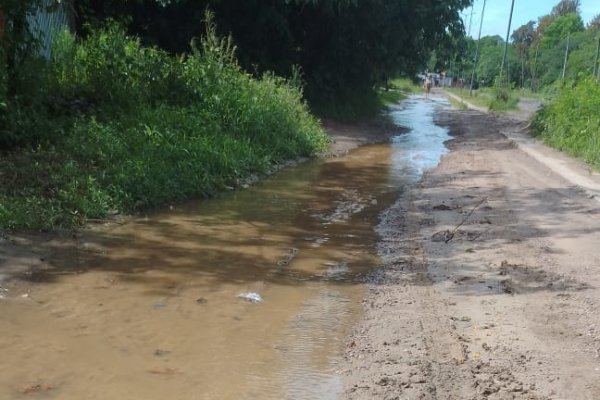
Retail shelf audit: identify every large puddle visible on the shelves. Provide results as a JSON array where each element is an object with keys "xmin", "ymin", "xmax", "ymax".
[{"xmin": 0, "ymin": 96, "xmax": 450, "ymax": 399}]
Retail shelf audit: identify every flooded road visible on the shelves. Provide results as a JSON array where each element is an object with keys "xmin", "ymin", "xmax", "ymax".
[{"xmin": 0, "ymin": 96, "xmax": 450, "ymax": 399}]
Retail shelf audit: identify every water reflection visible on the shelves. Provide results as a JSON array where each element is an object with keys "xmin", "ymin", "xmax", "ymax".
[
  {"xmin": 390, "ymin": 96, "xmax": 451, "ymax": 182},
  {"xmin": 0, "ymin": 95, "xmax": 450, "ymax": 400}
]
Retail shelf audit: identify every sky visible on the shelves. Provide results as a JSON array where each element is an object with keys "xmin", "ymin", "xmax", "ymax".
[{"xmin": 464, "ymin": 0, "xmax": 599, "ymax": 40}]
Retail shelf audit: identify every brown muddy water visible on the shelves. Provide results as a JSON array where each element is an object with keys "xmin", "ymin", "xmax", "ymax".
[{"xmin": 0, "ymin": 96, "xmax": 450, "ymax": 399}]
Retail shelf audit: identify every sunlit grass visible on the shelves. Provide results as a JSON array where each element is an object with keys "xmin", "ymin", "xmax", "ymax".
[{"xmin": 532, "ymin": 78, "xmax": 600, "ymax": 170}]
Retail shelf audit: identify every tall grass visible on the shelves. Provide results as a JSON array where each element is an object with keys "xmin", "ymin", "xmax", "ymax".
[
  {"xmin": 0, "ymin": 15, "xmax": 328, "ymax": 231},
  {"xmin": 378, "ymin": 78, "xmax": 419, "ymax": 106},
  {"xmin": 531, "ymin": 77, "xmax": 600, "ymax": 169}
]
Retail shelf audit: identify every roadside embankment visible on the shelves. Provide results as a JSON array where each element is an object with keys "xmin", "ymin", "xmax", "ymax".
[{"xmin": 0, "ymin": 25, "xmax": 328, "ymax": 232}]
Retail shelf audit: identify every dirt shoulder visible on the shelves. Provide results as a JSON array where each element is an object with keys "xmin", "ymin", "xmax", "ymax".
[{"xmin": 342, "ymin": 106, "xmax": 600, "ymax": 399}]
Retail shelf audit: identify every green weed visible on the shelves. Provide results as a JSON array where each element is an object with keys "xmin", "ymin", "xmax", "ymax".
[
  {"xmin": 532, "ymin": 77, "xmax": 600, "ymax": 169},
  {"xmin": 0, "ymin": 16, "xmax": 328, "ymax": 232}
]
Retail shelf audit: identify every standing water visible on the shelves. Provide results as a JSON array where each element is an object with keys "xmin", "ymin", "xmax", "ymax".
[{"xmin": 0, "ymin": 96, "xmax": 450, "ymax": 399}]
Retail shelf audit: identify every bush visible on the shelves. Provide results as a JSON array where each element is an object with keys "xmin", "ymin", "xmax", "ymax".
[
  {"xmin": 0, "ymin": 15, "xmax": 328, "ymax": 231},
  {"xmin": 532, "ymin": 77, "xmax": 600, "ymax": 168},
  {"xmin": 50, "ymin": 25, "xmax": 181, "ymax": 114},
  {"xmin": 488, "ymin": 75, "xmax": 519, "ymax": 111}
]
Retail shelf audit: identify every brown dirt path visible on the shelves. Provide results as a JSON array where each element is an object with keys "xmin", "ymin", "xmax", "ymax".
[{"xmin": 342, "ymin": 105, "xmax": 600, "ymax": 399}]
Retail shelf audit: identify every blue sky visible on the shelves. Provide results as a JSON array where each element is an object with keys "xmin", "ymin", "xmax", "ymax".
[{"xmin": 464, "ymin": 0, "xmax": 599, "ymax": 40}]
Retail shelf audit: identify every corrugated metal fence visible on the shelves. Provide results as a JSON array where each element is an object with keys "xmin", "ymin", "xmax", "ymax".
[{"xmin": 27, "ymin": 0, "xmax": 70, "ymax": 59}]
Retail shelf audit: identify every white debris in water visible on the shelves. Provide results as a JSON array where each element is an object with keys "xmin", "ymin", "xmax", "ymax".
[
  {"xmin": 237, "ymin": 292, "xmax": 263, "ymax": 303},
  {"xmin": 310, "ymin": 237, "xmax": 330, "ymax": 248},
  {"xmin": 325, "ymin": 262, "xmax": 351, "ymax": 277}
]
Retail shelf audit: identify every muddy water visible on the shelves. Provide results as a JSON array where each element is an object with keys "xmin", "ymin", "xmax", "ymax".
[{"xmin": 0, "ymin": 96, "xmax": 450, "ymax": 399}]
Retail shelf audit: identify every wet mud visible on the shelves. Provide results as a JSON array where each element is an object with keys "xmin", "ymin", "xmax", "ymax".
[
  {"xmin": 0, "ymin": 96, "xmax": 452, "ymax": 399},
  {"xmin": 342, "ymin": 95, "xmax": 600, "ymax": 400}
]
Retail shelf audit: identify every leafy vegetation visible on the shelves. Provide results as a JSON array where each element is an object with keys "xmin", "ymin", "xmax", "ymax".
[
  {"xmin": 71, "ymin": 0, "xmax": 470, "ymax": 119},
  {"xmin": 378, "ymin": 78, "xmax": 420, "ymax": 107},
  {"xmin": 532, "ymin": 78, "xmax": 600, "ymax": 169},
  {"xmin": 445, "ymin": 86, "xmax": 518, "ymax": 112},
  {"xmin": 444, "ymin": 0, "xmax": 598, "ymax": 120},
  {"xmin": 0, "ymin": 0, "xmax": 473, "ymax": 232},
  {"xmin": 0, "ymin": 16, "xmax": 327, "ymax": 231}
]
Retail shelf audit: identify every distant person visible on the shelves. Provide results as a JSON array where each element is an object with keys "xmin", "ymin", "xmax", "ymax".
[{"xmin": 424, "ymin": 76, "xmax": 432, "ymax": 99}]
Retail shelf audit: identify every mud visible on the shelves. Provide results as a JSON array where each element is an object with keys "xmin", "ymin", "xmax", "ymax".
[
  {"xmin": 342, "ymin": 96, "xmax": 600, "ymax": 399},
  {"xmin": 4, "ymin": 92, "xmax": 600, "ymax": 399},
  {"xmin": 0, "ymin": 107, "xmax": 423, "ymax": 399}
]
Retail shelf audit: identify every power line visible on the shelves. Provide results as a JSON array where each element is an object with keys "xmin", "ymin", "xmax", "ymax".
[{"xmin": 467, "ymin": 5, "xmax": 474, "ymax": 37}]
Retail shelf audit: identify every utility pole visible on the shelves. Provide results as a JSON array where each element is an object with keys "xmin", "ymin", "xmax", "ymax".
[
  {"xmin": 597, "ymin": 51, "xmax": 600, "ymax": 82},
  {"xmin": 499, "ymin": 0, "xmax": 516, "ymax": 85},
  {"xmin": 521, "ymin": 58, "xmax": 524, "ymax": 89},
  {"xmin": 562, "ymin": 33, "xmax": 570, "ymax": 82},
  {"xmin": 531, "ymin": 42, "xmax": 539, "ymax": 91},
  {"xmin": 469, "ymin": 0, "xmax": 487, "ymax": 96},
  {"xmin": 593, "ymin": 36, "xmax": 600, "ymax": 79},
  {"xmin": 460, "ymin": 6, "xmax": 475, "ymax": 89}
]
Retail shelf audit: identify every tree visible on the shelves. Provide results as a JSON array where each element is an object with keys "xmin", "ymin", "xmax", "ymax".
[
  {"xmin": 512, "ymin": 20, "xmax": 536, "ymax": 61},
  {"xmin": 1, "ymin": 1, "xmax": 44, "ymax": 86},
  {"xmin": 71, "ymin": 0, "xmax": 472, "ymax": 109},
  {"xmin": 566, "ymin": 30, "xmax": 600, "ymax": 81},
  {"xmin": 551, "ymin": 0, "xmax": 581, "ymax": 17},
  {"xmin": 540, "ymin": 13, "xmax": 584, "ymax": 49},
  {"xmin": 588, "ymin": 14, "xmax": 600, "ymax": 31},
  {"xmin": 512, "ymin": 21, "xmax": 536, "ymax": 48},
  {"xmin": 476, "ymin": 36, "xmax": 504, "ymax": 86}
]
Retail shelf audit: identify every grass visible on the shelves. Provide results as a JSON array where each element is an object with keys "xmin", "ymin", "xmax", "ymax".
[
  {"xmin": 377, "ymin": 78, "xmax": 420, "ymax": 106},
  {"xmin": 445, "ymin": 87, "xmax": 493, "ymax": 109},
  {"xmin": 447, "ymin": 96, "xmax": 468, "ymax": 110},
  {"xmin": 513, "ymin": 87, "xmax": 548, "ymax": 101},
  {"xmin": 0, "ymin": 18, "xmax": 328, "ymax": 231},
  {"xmin": 445, "ymin": 86, "xmax": 519, "ymax": 112},
  {"xmin": 531, "ymin": 77, "xmax": 600, "ymax": 170}
]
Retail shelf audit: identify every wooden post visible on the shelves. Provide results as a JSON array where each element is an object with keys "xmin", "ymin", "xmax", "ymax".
[
  {"xmin": 521, "ymin": 58, "xmax": 524, "ymax": 89},
  {"xmin": 593, "ymin": 36, "xmax": 600, "ymax": 79},
  {"xmin": 531, "ymin": 43, "xmax": 539, "ymax": 91},
  {"xmin": 562, "ymin": 33, "xmax": 570, "ymax": 82}
]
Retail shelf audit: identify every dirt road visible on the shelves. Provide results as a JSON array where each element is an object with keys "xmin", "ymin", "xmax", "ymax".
[
  {"xmin": 2, "ymin": 94, "xmax": 600, "ymax": 399},
  {"xmin": 342, "ymin": 100, "xmax": 600, "ymax": 399}
]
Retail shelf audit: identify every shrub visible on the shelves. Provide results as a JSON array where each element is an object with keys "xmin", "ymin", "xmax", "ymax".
[
  {"xmin": 0, "ymin": 15, "xmax": 328, "ymax": 231},
  {"xmin": 532, "ymin": 77, "xmax": 600, "ymax": 168},
  {"xmin": 488, "ymin": 75, "xmax": 519, "ymax": 111}
]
